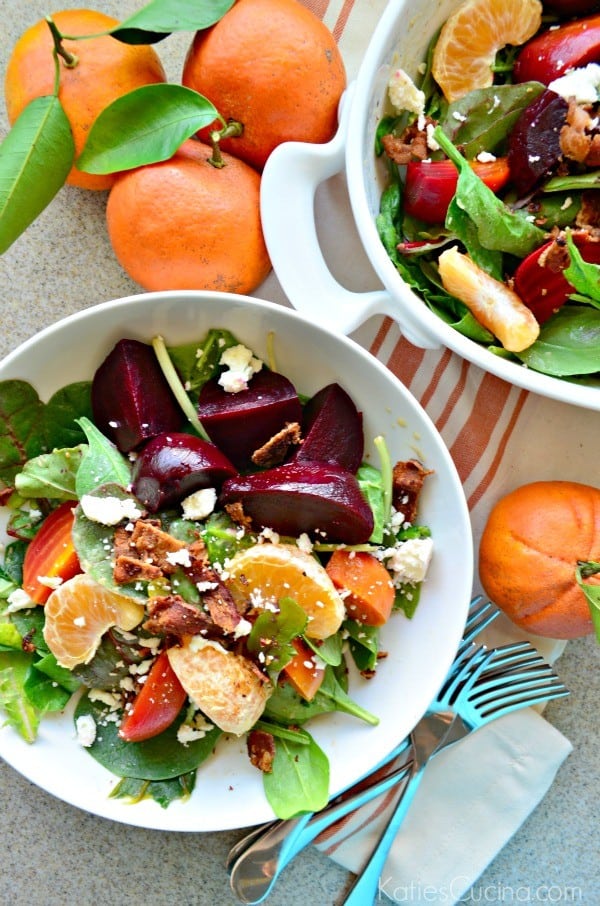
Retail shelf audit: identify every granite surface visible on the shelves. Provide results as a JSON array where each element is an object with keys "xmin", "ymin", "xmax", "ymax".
[{"xmin": 0, "ymin": 1, "xmax": 598, "ymax": 904}]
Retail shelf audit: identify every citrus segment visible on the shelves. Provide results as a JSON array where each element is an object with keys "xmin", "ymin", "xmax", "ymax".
[
  {"xmin": 43, "ymin": 573, "xmax": 145, "ymax": 669},
  {"xmin": 167, "ymin": 637, "xmax": 271, "ymax": 735},
  {"xmin": 4, "ymin": 10, "xmax": 166, "ymax": 190},
  {"xmin": 431, "ymin": 0, "xmax": 543, "ymax": 102},
  {"xmin": 226, "ymin": 542, "xmax": 345, "ymax": 640}
]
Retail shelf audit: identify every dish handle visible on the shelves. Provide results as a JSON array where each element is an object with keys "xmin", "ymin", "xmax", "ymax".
[{"xmin": 260, "ymin": 83, "xmax": 439, "ymax": 346}]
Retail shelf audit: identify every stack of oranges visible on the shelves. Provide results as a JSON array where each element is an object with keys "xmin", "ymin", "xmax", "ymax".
[{"xmin": 3, "ymin": 0, "xmax": 346, "ymax": 294}]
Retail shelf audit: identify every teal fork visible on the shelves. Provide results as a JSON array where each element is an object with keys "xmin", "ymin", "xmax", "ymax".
[
  {"xmin": 342, "ymin": 641, "xmax": 569, "ymax": 906},
  {"xmin": 227, "ymin": 599, "xmax": 499, "ymax": 903}
]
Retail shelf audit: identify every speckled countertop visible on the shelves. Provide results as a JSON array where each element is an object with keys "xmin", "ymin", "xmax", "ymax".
[{"xmin": 0, "ymin": 1, "xmax": 599, "ymax": 904}]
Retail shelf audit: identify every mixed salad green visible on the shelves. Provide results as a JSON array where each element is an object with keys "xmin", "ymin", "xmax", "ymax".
[
  {"xmin": 376, "ymin": 6, "xmax": 600, "ymax": 383},
  {"xmin": 0, "ymin": 329, "xmax": 433, "ymax": 817}
]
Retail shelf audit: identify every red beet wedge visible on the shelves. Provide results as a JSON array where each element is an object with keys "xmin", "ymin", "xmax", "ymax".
[
  {"xmin": 513, "ymin": 232, "xmax": 600, "ymax": 324},
  {"xmin": 294, "ymin": 383, "xmax": 364, "ymax": 473},
  {"xmin": 197, "ymin": 370, "xmax": 302, "ymax": 470},
  {"xmin": 131, "ymin": 432, "xmax": 237, "ymax": 513},
  {"xmin": 92, "ymin": 339, "xmax": 182, "ymax": 453},
  {"xmin": 220, "ymin": 461, "xmax": 374, "ymax": 544},
  {"xmin": 513, "ymin": 14, "xmax": 600, "ymax": 84},
  {"xmin": 507, "ymin": 90, "xmax": 568, "ymax": 198}
]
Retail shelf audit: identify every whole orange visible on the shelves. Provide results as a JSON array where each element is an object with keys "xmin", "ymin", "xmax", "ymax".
[
  {"xmin": 106, "ymin": 138, "xmax": 272, "ymax": 294},
  {"xmin": 4, "ymin": 9, "xmax": 166, "ymax": 191},
  {"xmin": 478, "ymin": 480, "xmax": 600, "ymax": 639},
  {"xmin": 181, "ymin": 0, "xmax": 347, "ymax": 171}
]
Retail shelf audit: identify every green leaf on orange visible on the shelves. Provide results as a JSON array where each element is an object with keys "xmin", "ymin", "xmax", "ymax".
[
  {"xmin": 111, "ymin": 0, "xmax": 236, "ymax": 44},
  {"xmin": 0, "ymin": 96, "xmax": 74, "ymax": 255},
  {"xmin": 576, "ymin": 560, "xmax": 600, "ymax": 644},
  {"xmin": 77, "ymin": 85, "xmax": 220, "ymax": 174}
]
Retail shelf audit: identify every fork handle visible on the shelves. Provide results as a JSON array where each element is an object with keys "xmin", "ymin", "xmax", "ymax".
[
  {"xmin": 229, "ymin": 758, "xmax": 413, "ymax": 904},
  {"xmin": 342, "ymin": 763, "xmax": 425, "ymax": 906}
]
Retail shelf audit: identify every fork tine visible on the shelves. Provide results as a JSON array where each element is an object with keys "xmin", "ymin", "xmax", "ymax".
[
  {"xmin": 461, "ymin": 598, "xmax": 499, "ymax": 648},
  {"xmin": 475, "ymin": 681, "xmax": 569, "ymax": 719},
  {"xmin": 481, "ymin": 649, "xmax": 546, "ymax": 676},
  {"xmin": 480, "ymin": 641, "xmax": 543, "ymax": 672},
  {"xmin": 438, "ymin": 646, "xmax": 500, "ymax": 704},
  {"xmin": 469, "ymin": 668, "xmax": 562, "ymax": 706}
]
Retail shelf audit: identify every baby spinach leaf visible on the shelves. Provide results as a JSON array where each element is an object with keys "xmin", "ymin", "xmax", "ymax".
[
  {"xmin": 563, "ymin": 232, "xmax": 600, "ymax": 306},
  {"xmin": 168, "ymin": 329, "xmax": 240, "ymax": 395},
  {"xmin": 78, "ymin": 85, "xmax": 219, "ymax": 175},
  {"xmin": 202, "ymin": 511, "xmax": 256, "ymax": 564},
  {"xmin": 0, "ymin": 96, "xmax": 74, "ymax": 254},
  {"xmin": 304, "ymin": 631, "xmax": 343, "ymax": 668},
  {"xmin": 110, "ymin": 772, "xmax": 196, "ymax": 808},
  {"xmin": 394, "ymin": 582, "xmax": 422, "ymax": 619},
  {"xmin": 0, "ymin": 380, "xmax": 91, "ymax": 488},
  {"xmin": 441, "ymin": 83, "xmax": 544, "ymax": 157},
  {"xmin": 75, "ymin": 418, "xmax": 131, "ymax": 496},
  {"xmin": 263, "ymin": 732, "xmax": 329, "ymax": 819},
  {"xmin": 0, "ymin": 622, "xmax": 23, "ymax": 651},
  {"xmin": 74, "ymin": 693, "xmax": 222, "ymax": 780},
  {"xmin": 15, "ymin": 445, "xmax": 85, "ymax": 500},
  {"xmin": 544, "ymin": 170, "xmax": 600, "ymax": 193},
  {"xmin": 23, "ymin": 662, "xmax": 74, "ymax": 713},
  {"xmin": 9, "ymin": 606, "xmax": 48, "ymax": 654},
  {"xmin": 45, "ymin": 383, "xmax": 93, "ymax": 451},
  {"xmin": 434, "ymin": 127, "xmax": 545, "ymax": 262},
  {"xmin": 357, "ymin": 463, "xmax": 385, "ymax": 544},
  {"xmin": 516, "ymin": 307, "xmax": 600, "ymax": 376},
  {"xmin": 344, "ymin": 620, "xmax": 380, "ymax": 672},
  {"xmin": 0, "ymin": 651, "xmax": 40, "ymax": 742},
  {"xmin": 247, "ymin": 597, "xmax": 307, "ymax": 677},
  {"xmin": 111, "ymin": 0, "xmax": 236, "ymax": 44},
  {"xmin": 72, "ymin": 484, "xmax": 147, "ymax": 602},
  {"xmin": 264, "ymin": 665, "xmax": 378, "ymax": 726}
]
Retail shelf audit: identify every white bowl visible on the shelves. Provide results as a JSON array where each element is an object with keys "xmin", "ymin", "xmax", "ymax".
[
  {"xmin": 260, "ymin": 0, "xmax": 600, "ymax": 411},
  {"xmin": 0, "ymin": 290, "xmax": 472, "ymax": 831}
]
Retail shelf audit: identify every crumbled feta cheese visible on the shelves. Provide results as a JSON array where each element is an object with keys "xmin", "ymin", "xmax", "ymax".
[
  {"xmin": 89, "ymin": 689, "xmax": 122, "ymax": 711},
  {"xmin": 73, "ymin": 615, "xmax": 86, "ymax": 627},
  {"xmin": 232, "ymin": 618, "xmax": 252, "ymax": 639},
  {"xmin": 560, "ymin": 196, "xmax": 574, "ymax": 211},
  {"xmin": 425, "ymin": 122, "xmax": 440, "ymax": 151},
  {"xmin": 181, "ymin": 487, "xmax": 217, "ymax": 521},
  {"xmin": 177, "ymin": 713, "xmax": 214, "ymax": 746},
  {"xmin": 259, "ymin": 527, "xmax": 280, "ymax": 545},
  {"xmin": 386, "ymin": 537, "xmax": 433, "ymax": 584},
  {"xmin": 548, "ymin": 63, "xmax": 600, "ymax": 104},
  {"xmin": 388, "ymin": 68, "xmax": 425, "ymax": 117},
  {"xmin": 5, "ymin": 588, "xmax": 33, "ymax": 613},
  {"xmin": 166, "ymin": 548, "xmax": 192, "ymax": 568},
  {"xmin": 80, "ymin": 494, "xmax": 142, "ymax": 526},
  {"xmin": 218, "ymin": 344, "xmax": 263, "ymax": 393},
  {"xmin": 476, "ymin": 151, "xmax": 497, "ymax": 163},
  {"xmin": 37, "ymin": 575, "xmax": 63, "ymax": 590},
  {"xmin": 196, "ymin": 580, "xmax": 218, "ymax": 593},
  {"xmin": 75, "ymin": 714, "xmax": 97, "ymax": 747},
  {"xmin": 296, "ymin": 533, "xmax": 313, "ymax": 553}
]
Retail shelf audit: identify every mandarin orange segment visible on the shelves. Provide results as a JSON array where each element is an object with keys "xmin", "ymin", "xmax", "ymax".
[
  {"xmin": 226, "ymin": 542, "xmax": 345, "ymax": 640},
  {"xmin": 431, "ymin": 0, "xmax": 542, "ymax": 102},
  {"xmin": 43, "ymin": 573, "xmax": 145, "ymax": 669}
]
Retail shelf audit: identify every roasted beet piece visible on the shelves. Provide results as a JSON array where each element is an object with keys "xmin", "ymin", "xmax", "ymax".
[
  {"xmin": 294, "ymin": 383, "xmax": 364, "ymax": 473},
  {"xmin": 197, "ymin": 370, "xmax": 302, "ymax": 470},
  {"xmin": 220, "ymin": 461, "xmax": 374, "ymax": 544},
  {"xmin": 507, "ymin": 90, "xmax": 568, "ymax": 198},
  {"xmin": 131, "ymin": 432, "xmax": 237, "ymax": 512},
  {"xmin": 513, "ymin": 232, "xmax": 600, "ymax": 323},
  {"xmin": 92, "ymin": 338, "xmax": 182, "ymax": 453}
]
